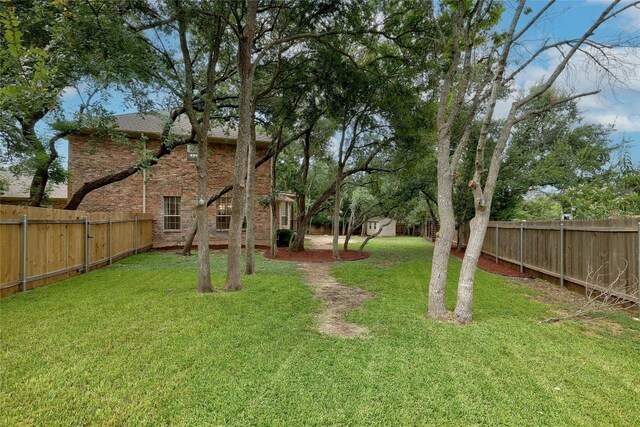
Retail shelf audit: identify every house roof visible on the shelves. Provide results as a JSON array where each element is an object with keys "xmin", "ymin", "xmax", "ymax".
[
  {"xmin": 275, "ymin": 192, "xmax": 296, "ymax": 203},
  {"xmin": 81, "ymin": 111, "xmax": 271, "ymax": 146},
  {"xmin": 0, "ymin": 171, "xmax": 67, "ymax": 200}
]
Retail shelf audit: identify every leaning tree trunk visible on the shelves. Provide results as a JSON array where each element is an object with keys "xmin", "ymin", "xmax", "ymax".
[
  {"xmin": 358, "ymin": 219, "xmax": 392, "ymax": 252},
  {"xmin": 244, "ymin": 118, "xmax": 257, "ymax": 275},
  {"xmin": 27, "ymin": 165, "xmax": 50, "ymax": 207},
  {"xmin": 225, "ymin": 2, "xmax": 256, "ymax": 292},
  {"xmin": 427, "ymin": 170, "xmax": 455, "ymax": 321},
  {"xmin": 343, "ymin": 210, "xmax": 355, "ymax": 251},
  {"xmin": 454, "ymin": 209, "xmax": 491, "ymax": 324},
  {"xmin": 28, "ymin": 149, "xmax": 58, "ymax": 207}
]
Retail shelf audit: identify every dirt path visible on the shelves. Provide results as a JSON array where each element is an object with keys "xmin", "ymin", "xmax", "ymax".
[
  {"xmin": 307, "ymin": 235, "xmax": 364, "ymax": 250},
  {"xmin": 299, "ymin": 262, "xmax": 375, "ymax": 338}
]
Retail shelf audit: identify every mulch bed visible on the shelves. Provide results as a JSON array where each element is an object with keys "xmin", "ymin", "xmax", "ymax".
[
  {"xmin": 450, "ymin": 246, "xmax": 531, "ymax": 278},
  {"xmin": 264, "ymin": 248, "xmax": 370, "ymax": 263}
]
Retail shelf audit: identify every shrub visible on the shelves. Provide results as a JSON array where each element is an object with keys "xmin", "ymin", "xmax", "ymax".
[{"xmin": 276, "ymin": 229, "xmax": 295, "ymax": 247}]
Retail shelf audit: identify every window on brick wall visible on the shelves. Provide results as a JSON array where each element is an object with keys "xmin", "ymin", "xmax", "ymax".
[
  {"xmin": 163, "ymin": 196, "xmax": 181, "ymax": 230},
  {"xmin": 216, "ymin": 196, "xmax": 246, "ymax": 230},
  {"xmin": 187, "ymin": 144, "xmax": 198, "ymax": 161},
  {"xmin": 216, "ymin": 196, "xmax": 232, "ymax": 230},
  {"xmin": 280, "ymin": 203, "xmax": 288, "ymax": 227}
]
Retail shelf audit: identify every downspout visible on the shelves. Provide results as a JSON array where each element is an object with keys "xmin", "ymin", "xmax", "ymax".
[{"xmin": 142, "ymin": 139, "xmax": 147, "ymax": 213}]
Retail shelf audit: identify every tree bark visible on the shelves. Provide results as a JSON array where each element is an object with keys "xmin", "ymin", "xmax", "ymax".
[
  {"xmin": 244, "ymin": 114, "xmax": 257, "ymax": 275},
  {"xmin": 269, "ymin": 137, "xmax": 279, "ymax": 257},
  {"xmin": 427, "ymin": 169, "xmax": 454, "ymax": 321},
  {"xmin": 27, "ymin": 155, "xmax": 55, "ymax": 207},
  {"xmin": 290, "ymin": 130, "xmax": 312, "ymax": 252},
  {"xmin": 195, "ymin": 134, "xmax": 213, "ymax": 293},
  {"xmin": 331, "ymin": 174, "xmax": 342, "ymax": 260},
  {"xmin": 343, "ymin": 210, "xmax": 355, "ymax": 251},
  {"xmin": 225, "ymin": 0, "xmax": 257, "ymax": 292},
  {"xmin": 453, "ymin": 210, "xmax": 490, "ymax": 323}
]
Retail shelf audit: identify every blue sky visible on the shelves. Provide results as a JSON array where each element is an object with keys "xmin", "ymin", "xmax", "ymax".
[
  {"xmin": 50, "ymin": 0, "xmax": 640, "ymax": 166},
  {"xmin": 494, "ymin": 0, "xmax": 640, "ymax": 163}
]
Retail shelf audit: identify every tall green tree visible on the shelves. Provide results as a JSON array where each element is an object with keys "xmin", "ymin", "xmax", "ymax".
[{"xmin": 0, "ymin": 0, "xmax": 158, "ymax": 206}]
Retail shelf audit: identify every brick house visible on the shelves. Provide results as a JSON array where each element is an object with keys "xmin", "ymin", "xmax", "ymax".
[{"xmin": 68, "ymin": 112, "xmax": 280, "ymax": 248}]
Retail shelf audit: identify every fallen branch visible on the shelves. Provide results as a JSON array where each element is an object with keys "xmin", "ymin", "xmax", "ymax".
[{"xmin": 541, "ymin": 260, "xmax": 638, "ymax": 323}]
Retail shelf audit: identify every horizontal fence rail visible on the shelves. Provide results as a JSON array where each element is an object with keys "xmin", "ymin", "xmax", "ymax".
[
  {"xmin": 0, "ymin": 205, "xmax": 153, "ymax": 297},
  {"xmin": 453, "ymin": 217, "xmax": 640, "ymax": 308}
]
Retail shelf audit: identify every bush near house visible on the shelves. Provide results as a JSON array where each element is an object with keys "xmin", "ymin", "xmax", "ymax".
[{"xmin": 276, "ymin": 228, "xmax": 295, "ymax": 247}]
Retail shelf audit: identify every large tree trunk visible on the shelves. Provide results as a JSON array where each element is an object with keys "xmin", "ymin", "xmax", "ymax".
[
  {"xmin": 195, "ymin": 134, "xmax": 213, "ymax": 293},
  {"xmin": 454, "ymin": 209, "xmax": 490, "ymax": 324},
  {"xmin": 27, "ymin": 161, "xmax": 52, "ymax": 207},
  {"xmin": 244, "ymin": 117, "xmax": 257, "ymax": 275},
  {"xmin": 28, "ymin": 134, "xmax": 61, "ymax": 207},
  {"xmin": 427, "ymin": 170, "xmax": 454, "ymax": 321},
  {"xmin": 225, "ymin": 1, "xmax": 256, "ymax": 292},
  {"xmin": 343, "ymin": 210, "xmax": 355, "ymax": 251},
  {"xmin": 331, "ymin": 175, "xmax": 342, "ymax": 260},
  {"xmin": 290, "ymin": 214, "xmax": 308, "ymax": 252},
  {"xmin": 269, "ymin": 141, "xmax": 279, "ymax": 257},
  {"xmin": 290, "ymin": 130, "xmax": 311, "ymax": 253}
]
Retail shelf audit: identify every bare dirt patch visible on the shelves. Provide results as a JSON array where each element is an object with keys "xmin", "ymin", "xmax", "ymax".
[
  {"xmin": 299, "ymin": 262, "xmax": 375, "ymax": 338},
  {"xmin": 264, "ymin": 248, "xmax": 369, "ymax": 263}
]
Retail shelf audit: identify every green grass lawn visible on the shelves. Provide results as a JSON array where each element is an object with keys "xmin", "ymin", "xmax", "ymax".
[{"xmin": 1, "ymin": 237, "xmax": 638, "ymax": 426}]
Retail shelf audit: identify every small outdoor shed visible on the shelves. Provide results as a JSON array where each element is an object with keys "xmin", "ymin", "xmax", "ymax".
[{"xmin": 365, "ymin": 216, "xmax": 396, "ymax": 237}]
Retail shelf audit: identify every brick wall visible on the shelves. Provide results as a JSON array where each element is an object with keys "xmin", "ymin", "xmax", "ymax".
[{"xmin": 67, "ymin": 136, "xmax": 271, "ymax": 247}]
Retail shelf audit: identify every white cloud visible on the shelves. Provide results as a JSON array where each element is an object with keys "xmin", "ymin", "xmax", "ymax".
[
  {"xmin": 499, "ymin": 45, "xmax": 640, "ymax": 136},
  {"xmin": 59, "ymin": 86, "xmax": 78, "ymax": 100}
]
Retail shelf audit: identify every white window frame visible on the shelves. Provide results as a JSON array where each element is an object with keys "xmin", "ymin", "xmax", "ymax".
[
  {"xmin": 280, "ymin": 203, "xmax": 288, "ymax": 227},
  {"xmin": 216, "ymin": 195, "xmax": 232, "ymax": 230},
  {"xmin": 163, "ymin": 196, "xmax": 181, "ymax": 230}
]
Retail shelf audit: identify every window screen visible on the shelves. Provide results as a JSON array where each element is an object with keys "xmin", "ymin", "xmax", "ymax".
[
  {"xmin": 216, "ymin": 196, "xmax": 232, "ymax": 230},
  {"xmin": 163, "ymin": 196, "xmax": 181, "ymax": 230},
  {"xmin": 280, "ymin": 203, "xmax": 288, "ymax": 226}
]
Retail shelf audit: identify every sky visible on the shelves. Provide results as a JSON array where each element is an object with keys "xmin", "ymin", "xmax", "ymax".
[{"xmin": 48, "ymin": 0, "xmax": 640, "ymax": 167}]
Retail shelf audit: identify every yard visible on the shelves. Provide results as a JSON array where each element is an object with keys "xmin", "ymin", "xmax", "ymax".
[{"xmin": 1, "ymin": 237, "xmax": 639, "ymax": 426}]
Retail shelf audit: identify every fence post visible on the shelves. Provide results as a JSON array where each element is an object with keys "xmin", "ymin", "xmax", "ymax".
[
  {"xmin": 22, "ymin": 214, "xmax": 27, "ymax": 292},
  {"xmin": 560, "ymin": 221, "xmax": 564, "ymax": 289},
  {"xmin": 520, "ymin": 221, "xmax": 524, "ymax": 273},
  {"xmin": 495, "ymin": 223, "xmax": 499, "ymax": 263},
  {"xmin": 109, "ymin": 219, "xmax": 113, "ymax": 265},
  {"xmin": 134, "ymin": 215, "xmax": 138, "ymax": 255},
  {"xmin": 84, "ymin": 217, "xmax": 89, "ymax": 273}
]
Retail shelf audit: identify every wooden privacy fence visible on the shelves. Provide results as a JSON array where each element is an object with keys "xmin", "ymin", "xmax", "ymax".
[
  {"xmin": 454, "ymin": 217, "xmax": 640, "ymax": 305},
  {"xmin": 0, "ymin": 206, "xmax": 153, "ymax": 297}
]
